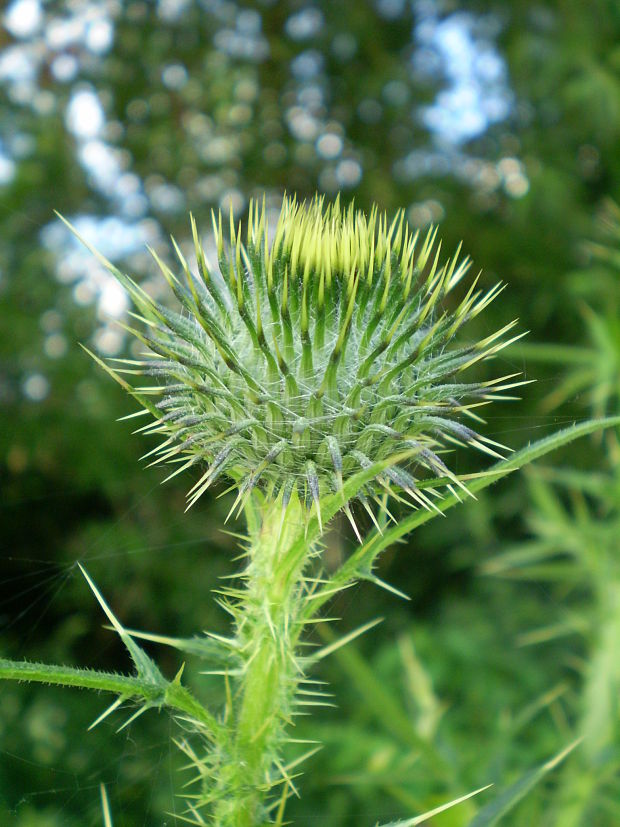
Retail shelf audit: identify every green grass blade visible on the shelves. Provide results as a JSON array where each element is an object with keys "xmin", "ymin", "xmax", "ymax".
[
  {"xmin": 466, "ymin": 740, "xmax": 580, "ymax": 827},
  {"xmin": 377, "ymin": 784, "xmax": 492, "ymax": 826},
  {"xmin": 313, "ymin": 626, "xmax": 449, "ymax": 769}
]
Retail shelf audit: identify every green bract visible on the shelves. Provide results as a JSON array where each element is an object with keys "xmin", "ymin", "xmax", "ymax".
[{"xmin": 72, "ymin": 195, "xmax": 523, "ymax": 526}]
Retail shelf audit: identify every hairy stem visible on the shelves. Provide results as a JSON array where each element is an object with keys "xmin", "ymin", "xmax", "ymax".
[
  {"xmin": 0, "ymin": 658, "xmax": 220, "ymax": 735},
  {"xmin": 212, "ymin": 495, "xmax": 310, "ymax": 827},
  {"xmin": 0, "ymin": 659, "xmax": 157, "ymax": 696}
]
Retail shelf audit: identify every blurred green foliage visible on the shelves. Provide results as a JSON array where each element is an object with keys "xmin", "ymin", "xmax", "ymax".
[{"xmin": 1, "ymin": 1, "xmax": 620, "ymax": 824}]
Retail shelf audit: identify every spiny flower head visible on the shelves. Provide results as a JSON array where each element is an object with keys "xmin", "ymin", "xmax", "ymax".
[{"xmin": 72, "ymin": 195, "xmax": 524, "ymax": 526}]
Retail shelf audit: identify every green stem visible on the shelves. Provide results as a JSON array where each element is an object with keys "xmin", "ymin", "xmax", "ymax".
[
  {"xmin": 212, "ymin": 494, "xmax": 311, "ymax": 827},
  {"xmin": 0, "ymin": 659, "xmax": 157, "ymax": 696},
  {"xmin": 0, "ymin": 658, "xmax": 220, "ymax": 735}
]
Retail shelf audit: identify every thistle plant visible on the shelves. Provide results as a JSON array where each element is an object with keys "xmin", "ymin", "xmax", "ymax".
[
  {"xmin": 86, "ymin": 194, "xmax": 521, "ymax": 522},
  {"xmin": 3, "ymin": 194, "xmax": 619, "ymax": 826}
]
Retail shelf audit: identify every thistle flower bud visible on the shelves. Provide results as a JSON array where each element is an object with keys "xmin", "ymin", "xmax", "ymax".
[{"xmin": 74, "ymin": 195, "xmax": 524, "ymax": 523}]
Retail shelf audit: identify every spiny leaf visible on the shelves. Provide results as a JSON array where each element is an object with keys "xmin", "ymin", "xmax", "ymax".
[
  {"xmin": 79, "ymin": 564, "xmax": 164, "ymax": 686},
  {"xmin": 100, "ymin": 784, "xmax": 114, "ymax": 827},
  {"xmin": 309, "ymin": 416, "xmax": 620, "ymax": 616},
  {"xmin": 311, "ymin": 617, "xmax": 384, "ymax": 661}
]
